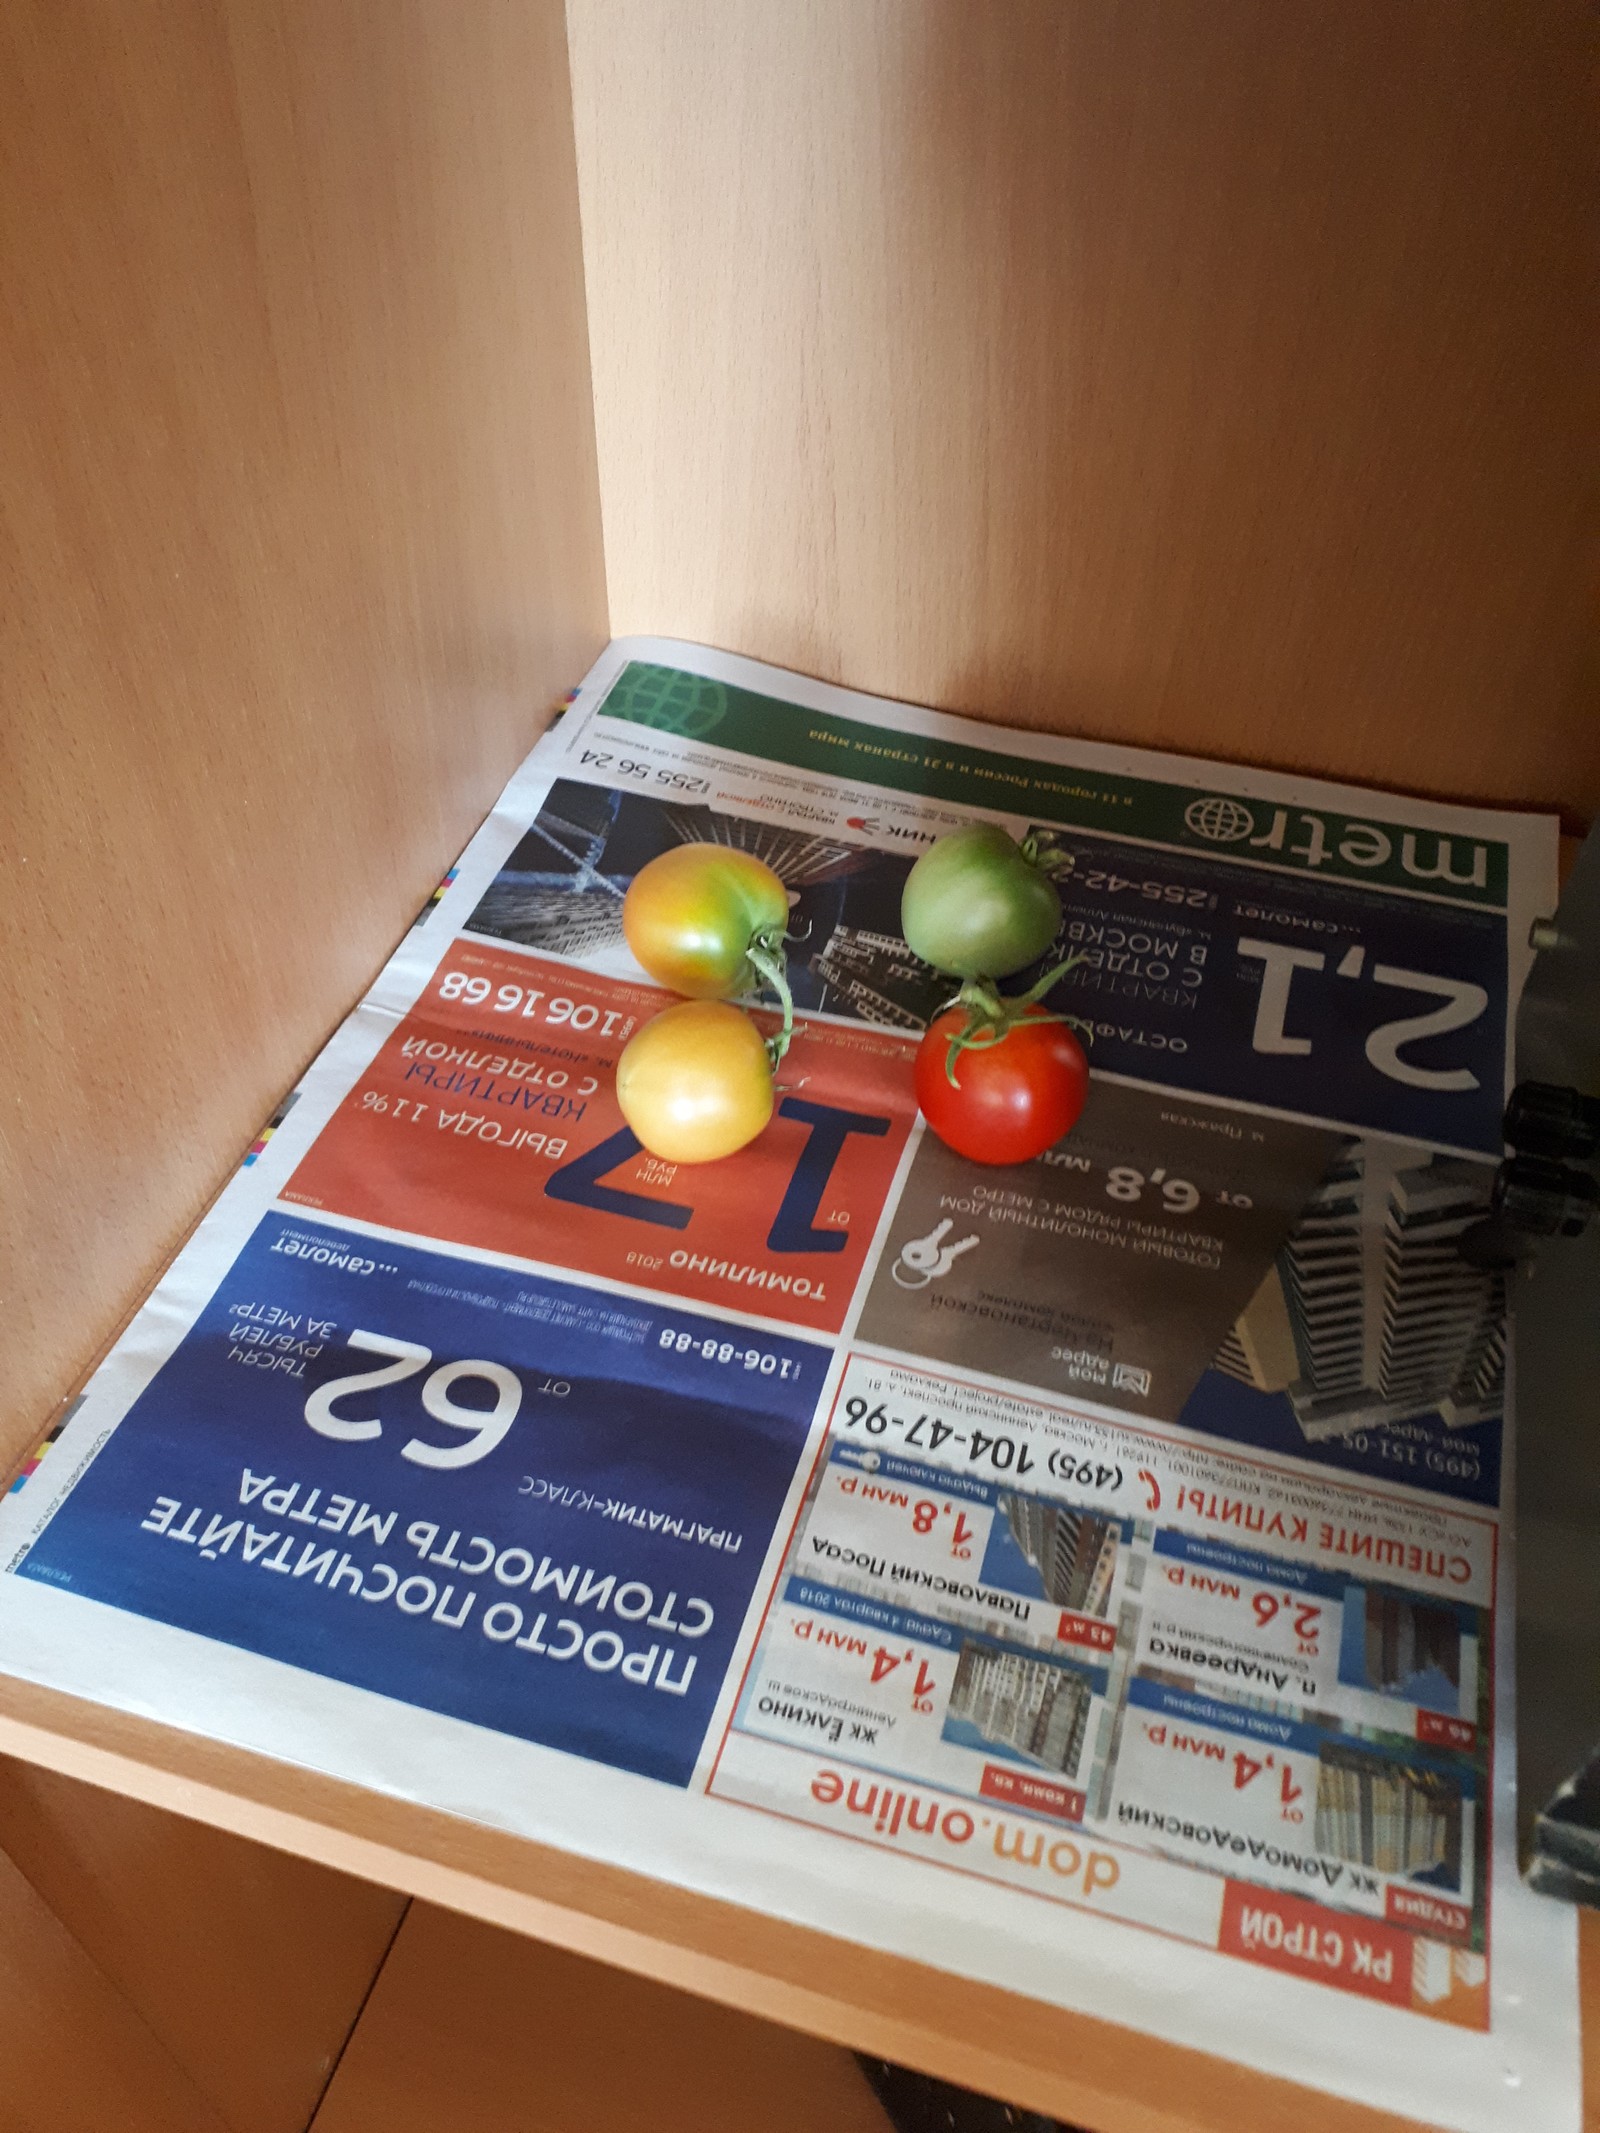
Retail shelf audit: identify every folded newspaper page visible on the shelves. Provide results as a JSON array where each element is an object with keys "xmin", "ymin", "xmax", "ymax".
[{"xmin": 0, "ymin": 640, "xmax": 1578, "ymax": 2128}]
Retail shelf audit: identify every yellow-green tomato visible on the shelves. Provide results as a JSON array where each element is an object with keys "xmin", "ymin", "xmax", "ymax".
[
  {"xmin": 615, "ymin": 1000, "xmax": 774, "ymax": 1163},
  {"xmin": 622, "ymin": 844, "xmax": 789, "ymax": 999}
]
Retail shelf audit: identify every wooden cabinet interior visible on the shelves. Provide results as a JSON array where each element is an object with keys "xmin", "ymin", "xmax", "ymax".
[
  {"xmin": 3, "ymin": 0, "xmax": 1591, "ymax": 1483},
  {"xmin": 0, "ymin": 1758, "xmax": 406, "ymax": 2133},
  {"xmin": 0, "ymin": 1757, "xmax": 406, "ymax": 2133},
  {"xmin": 0, "ymin": 5, "xmax": 1594, "ymax": 2129},
  {"xmin": 0, "ymin": 1754, "xmax": 893, "ymax": 2133},
  {"xmin": 309, "ymin": 1900, "xmax": 894, "ymax": 2133},
  {"xmin": 569, "ymin": 0, "xmax": 1594, "ymax": 818},
  {"xmin": 0, "ymin": 1842, "xmax": 230, "ymax": 2133},
  {"xmin": 8, "ymin": 1666, "xmax": 1593, "ymax": 2133},
  {"xmin": 0, "ymin": 0, "xmax": 608, "ymax": 1480}
]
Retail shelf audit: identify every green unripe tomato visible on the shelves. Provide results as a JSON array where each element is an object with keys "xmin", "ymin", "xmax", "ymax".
[{"xmin": 901, "ymin": 823, "xmax": 1061, "ymax": 978}]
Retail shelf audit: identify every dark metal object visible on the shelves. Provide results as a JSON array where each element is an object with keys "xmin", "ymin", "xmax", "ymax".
[
  {"xmin": 1494, "ymin": 1151, "xmax": 1598, "ymax": 1240},
  {"xmin": 1511, "ymin": 827, "xmax": 1600, "ymax": 1899},
  {"xmin": 857, "ymin": 2059, "xmax": 1081, "ymax": 2133},
  {"xmin": 1504, "ymin": 1080, "xmax": 1600, "ymax": 1163},
  {"xmin": 1458, "ymin": 1077, "xmax": 1599, "ymax": 1268},
  {"xmin": 1529, "ymin": 1751, "xmax": 1600, "ymax": 1907}
]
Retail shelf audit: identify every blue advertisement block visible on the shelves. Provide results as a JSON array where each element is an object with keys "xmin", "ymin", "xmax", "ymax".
[
  {"xmin": 1030, "ymin": 830, "xmax": 1509, "ymax": 1155},
  {"xmin": 18, "ymin": 1215, "xmax": 829, "ymax": 1785}
]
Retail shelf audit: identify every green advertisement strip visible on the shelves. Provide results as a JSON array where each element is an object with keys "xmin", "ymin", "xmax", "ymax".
[{"xmin": 598, "ymin": 662, "xmax": 1508, "ymax": 907}]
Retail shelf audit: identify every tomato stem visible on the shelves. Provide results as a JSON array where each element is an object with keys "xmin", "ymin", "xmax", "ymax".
[
  {"xmin": 938, "ymin": 958, "xmax": 1092, "ymax": 1087},
  {"xmin": 1019, "ymin": 831, "xmax": 1075, "ymax": 883},
  {"xmin": 744, "ymin": 937, "xmax": 795, "ymax": 1067}
]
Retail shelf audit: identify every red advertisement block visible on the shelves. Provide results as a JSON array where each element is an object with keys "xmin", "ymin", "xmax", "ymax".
[
  {"xmin": 1057, "ymin": 1612, "xmax": 1116, "ymax": 1653},
  {"xmin": 1218, "ymin": 1883, "xmax": 1412, "ymax": 2007},
  {"xmin": 1386, "ymin": 1885, "xmax": 1471, "ymax": 1943},
  {"xmin": 284, "ymin": 944, "xmax": 917, "ymax": 1334},
  {"xmin": 979, "ymin": 1765, "xmax": 1085, "ymax": 1824},
  {"xmin": 1416, "ymin": 1710, "xmax": 1477, "ymax": 1753}
]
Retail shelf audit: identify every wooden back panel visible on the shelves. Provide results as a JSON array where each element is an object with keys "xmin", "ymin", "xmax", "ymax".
[
  {"xmin": 0, "ymin": 1758, "xmax": 406, "ymax": 2133},
  {"xmin": 310, "ymin": 1900, "xmax": 892, "ymax": 2133},
  {"xmin": 0, "ymin": 0, "xmax": 607, "ymax": 1474},
  {"xmin": 0, "ymin": 1842, "xmax": 229, "ymax": 2133},
  {"xmin": 570, "ymin": 0, "xmax": 1594, "ymax": 819}
]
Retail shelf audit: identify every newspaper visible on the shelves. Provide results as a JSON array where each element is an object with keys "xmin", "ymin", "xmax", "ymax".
[{"xmin": 0, "ymin": 639, "xmax": 1578, "ymax": 2129}]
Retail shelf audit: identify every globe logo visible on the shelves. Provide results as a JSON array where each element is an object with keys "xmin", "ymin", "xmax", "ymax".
[{"xmin": 1184, "ymin": 795, "xmax": 1255, "ymax": 843}]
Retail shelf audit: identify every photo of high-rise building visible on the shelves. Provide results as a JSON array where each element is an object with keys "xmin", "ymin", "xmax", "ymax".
[
  {"xmin": 1211, "ymin": 1140, "xmax": 1505, "ymax": 1443},
  {"xmin": 946, "ymin": 1640, "xmax": 1092, "ymax": 1776},
  {"xmin": 1354, "ymin": 1589, "xmax": 1462, "ymax": 1706},
  {"xmin": 999, "ymin": 1496, "xmax": 1120, "ymax": 1617},
  {"xmin": 1314, "ymin": 1746, "xmax": 1463, "ymax": 1887}
]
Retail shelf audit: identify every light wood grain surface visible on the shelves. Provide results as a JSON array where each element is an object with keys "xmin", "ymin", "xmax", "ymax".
[
  {"xmin": 3, "ymin": 7, "xmax": 1593, "ymax": 2130},
  {"xmin": 0, "ymin": 1840, "xmax": 231, "ymax": 2133},
  {"xmin": 0, "ymin": 0, "xmax": 608, "ymax": 1479},
  {"xmin": 311, "ymin": 1899, "xmax": 892, "ymax": 2133},
  {"xmin": 1, "ymin": 1675, "xmax": 1581, "ymax": 2133},
  {"xmin": 0, "ymin": 1758, "xmax": 405, "ymax": 2133},
  {"xmin": 570, "ymin": 0, "xmax": 1595, "ymax": 824}
]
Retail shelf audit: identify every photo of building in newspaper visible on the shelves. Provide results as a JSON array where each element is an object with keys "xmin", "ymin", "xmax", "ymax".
[
  {"xmin": 465, "ymin": 777, "xmax": 949, "ymax": 1025},
  {"xmin": 944, "ymin": 1639, "xmax": 1094, "ymax": 1776},
  {"xmin": 1174, "ymin": 1135, "xmax": 1506, "ymax": 1507},
  {"xmin": 998, "ymin": 1494, "xmax": 1120, "ymax": 1618},
  {"xmin": 1338, "ymin": 1587, "xmax": 1470, "ymax": 1714},
  {"xmin": 1209, "ymin": 1139, "xmax": 1504, "ymax": 1442},
  {"xmin": 1313, "ymin": 1744, "xmax": 1465, "ymax": 1890}
]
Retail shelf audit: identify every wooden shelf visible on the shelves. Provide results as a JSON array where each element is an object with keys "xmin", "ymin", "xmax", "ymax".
[{"xmin": 3, "ymin": 1672, "xmax": 1595, "ymax": 2133}]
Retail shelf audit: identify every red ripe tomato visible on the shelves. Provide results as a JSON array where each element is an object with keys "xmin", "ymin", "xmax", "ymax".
[{"xmin": 914, "ymin": 1006, "xmax": 1089, "ymax": 1165}]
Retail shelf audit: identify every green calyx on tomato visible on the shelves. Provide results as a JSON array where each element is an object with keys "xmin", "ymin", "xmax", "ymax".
[
  {"xmin": 622, "ymin": 844, "xmax": 795, "ymax": 1063},
  {"xmin": 936, "ymin": 959, "xmax": 1091, "ymax": 1088},
  {"xmin": 901, "ymin": 823, "xmax": 1071, "ymax": 981}
]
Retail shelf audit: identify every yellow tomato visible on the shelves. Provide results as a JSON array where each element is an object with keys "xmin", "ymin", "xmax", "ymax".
[{"xmin": 615, "ymin": 1000, "xmax": 774, "ymax": 1163}]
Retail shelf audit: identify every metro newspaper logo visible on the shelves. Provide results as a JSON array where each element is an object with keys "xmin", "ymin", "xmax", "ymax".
[
  {"xmin": 284, "ymin": 944, "xmax": 917, "ymax": 1334},
  {"xmin": 599, "ymin": 660, "xmax": 1511, "ymax": 907}
]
